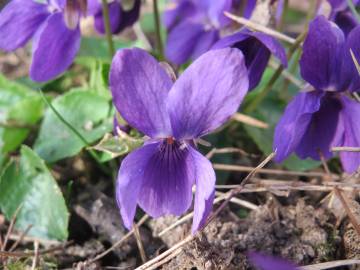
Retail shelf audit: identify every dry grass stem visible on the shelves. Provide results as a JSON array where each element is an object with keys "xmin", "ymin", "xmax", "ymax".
[
  {"xmin": 215, "ymin": 191, "xmax": 258, "ymax": 210},
  {"xmin": 90, "ymin": 215, "xmax": 149, "ymax": 263},
  {"xmin": 268, "ymin": 60, "xmax": 304, "ymax": 88},
  {"xmin": 207, "ymin": 153, "xmax": 276, "ymax": 225},
  {"xmin": 334, "ymin": 188, "xmax": 360, "ymax": 236},
  {"xmin": 1, "ymin": 205, "xmax": 22, "ymax": 252},
  {"xmin": 133, "ymin": 222, "xmax": 147, "ymax": 263},
  {"xmin": 206, "ymin": 147, "xmax": 253, "ymax": 159},
  {"xmin": 213, "ymin": 163, "xmax": 339, "ymax": 179},
  {"xmin": 300, "ymin": 259, "xmax": 360, "ymax": 269},
  {"xmin": 224, "ymin": 12, "xmax": 296, "ymax": 44},
  {"xmin": 8, "ymin": 225, "xmax": 33, "ymax": 252},
  {"xmin": 332, "ymin": 146, "xmax": 360, "ymax": 152},
  {"xmin": 31, "ymin": 241, "xmax": 39, "ymax": 270},
  {"xmin": 135, "ymin": 235, "xmax": 193, "ymax": 270},
  {"xmin": 231, "ymin": 113, "xmax": 269, "ymax": 129}
]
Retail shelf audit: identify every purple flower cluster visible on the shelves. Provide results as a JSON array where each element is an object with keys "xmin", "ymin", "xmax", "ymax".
[
  {"xmin": 273, "ymin": 16, "xmax": 360, "ymax": 173},
  {"xmin": 0, "ymin": 0, "xmax": 140, "ymax": 82},
  {"xmin": 163, "ymin": 0, "xmax": 257, "ymax": 65}
]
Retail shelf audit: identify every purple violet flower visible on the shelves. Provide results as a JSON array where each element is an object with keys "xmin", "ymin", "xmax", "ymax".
[
  {"xmin": 163, "ymin": 0, "xmax": 256, "ymax": 65},
  {"xmin": 248, "ymin": 252, "xmax": 298, "ymax": 270},
  {"xmin": 110, "ymin": 47, "xmax": 249, "ymax": 232},
  {"xmin": 88, "ymin": 0, "xmax": 140, "ymax": 34},
  {"xmin": 0, "ymin": 0, "xmax": 88, "ymax": 82},
  {"xmin": 273, "ymin": 16, "xmax": 360, "ymax": 173},
  {"xmin": 328, "ymin": 0, "xmax": 360, "ymax": 35},
  {"xmin": 212, "ymin": 28, "xmax": 287, "ymax": 91}
]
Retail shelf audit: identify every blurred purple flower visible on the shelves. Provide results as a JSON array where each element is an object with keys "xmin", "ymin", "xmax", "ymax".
[
  {"xmin": 212, "ymin": 28, "xmax": 287, "ymax": 90},
  {"xmin": 273, "ymin": 16, "xmax": 360, "ymax": 173},
  {"xmin": 110, "ymin": 47, "xmax": 249, "ymax": 232},
  {"xmin": 0, "ymin": 0, "xmax": 88, "ymax": 82},
  {"xmin": 248, "ymin": 252, "xmax": 298, "ymax": 270},
  {"xmin": 88, "ymin": 0, "xmax": 140, "ymax": 34},
  {"xmin": 163, "ymin": 0, "xmax": 257, "ymax": 65},
  {"xmin": 328, "ymin": 0, "xmax": 360, "ymax": 35}
]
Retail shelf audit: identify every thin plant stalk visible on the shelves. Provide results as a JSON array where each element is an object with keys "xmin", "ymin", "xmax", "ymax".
[
  {"xmin": 277, "ymin": 0, "xmax": 288, "ymax": 31},
  {"xmin": 347, "ymin": 0, "xmax": 360, "ymax": 23},
  {"xmin": 153, "ymin": 0, "xmax": 164, "ymax": 59},
  {"xmin": 101, "ymin": 0, "xmax": 115, "ymax": 58}
]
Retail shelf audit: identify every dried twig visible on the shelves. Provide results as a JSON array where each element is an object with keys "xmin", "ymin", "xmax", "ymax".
[
  {"xmin": 268, "ymin": 60, "xmax": 304, "ymax": 88},
  {"xmin": 156, "ymin": 193, "xmax": 257, "ymax": 238},
  {"xmin": 133, "ymin": 222, "xmax": 147, "ymax": 263},
  {"xmin": 224, "ymin": 12, "xmax": 296, "ymax": 44},
  {"xmin": 332, "ymin": 146, "xmax": 360, "ymax": 152},
  {"xmin": 318, "ymin": 150, "xmax": 332, "ymax": 181},
  {"xmin": 156, "ymin": 196, "xmax": 225, "ymax": 237},
  {"xmin": 135, "ymin": 235, "xmax": 193, "ymax": 270},
  {"xmin": 89, "ymin": 215, "xmax": 149, "ymax": 263},
  {"xmin": 300, "ymin": 259, "xmax": 360, "ymax": 270},
  {"xmin": 216, "ymin": 180, "xmax": 360, "ymax": 193},
  {"xmin": 31, "ymin": 241, "xmax": 39, "ymax": 270},
  {"xmin": 1, "ymin": 205, "xmax": 22, "ymax": 251},
  {"xmin": 145, "ymin": 248, "xmax": 182, "ymax": 270},
  {"xmin": 0, "ymin": 241, "xmax": 72, "ymax": 258},
  {"xmin": 231, "ymin": 113, "xmax": 269, "ymax": 129},
  {"xmin": 215, "ymin": 191, "xmax": 258, "ymax": 210},
  {"xmin": 333, "ymin": 188, "xmax": 360, "ymax": 236},
  {"xmin": 206, "ymin": 147, "xmax": 254, "ymax": 159},
  {"xmin": 7, "ymin": 234, "xmax": 59, "ymax": 247},
  {"xmin": 207, "ymin": 153, "xmax": 275, "ymax": 225},
  {"xmin": 8, "ymin": 225, "xmax": 33, "ymax": 252},
  {"xmin": 212, "ymin": 163, "xmax": 339, "ymax": 179}
]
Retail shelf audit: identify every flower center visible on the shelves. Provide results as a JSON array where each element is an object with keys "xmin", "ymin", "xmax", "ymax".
[{"xmin": 166, "ymin": 137, "xmax": 175, "ymax": 145}]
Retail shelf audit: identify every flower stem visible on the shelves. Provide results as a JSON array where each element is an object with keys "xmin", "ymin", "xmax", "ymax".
[
  {"xmin": 347, "ymin": 0, "xmax": 360, "ymax": 23},
  {"xmin": 153, "ymin": 0, "xmax": 164, "ymax": 59},
  {"xmin": 244, "ymin": 31, "xmax": 307, "ymax": 113},
  {"xmin": 101, "ymin": 0, "xmax": 115, "ymax": 59}
]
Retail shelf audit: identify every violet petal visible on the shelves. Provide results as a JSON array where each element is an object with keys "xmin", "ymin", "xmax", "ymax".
[
  {"xmin": 30, "ymin": 13, "xmax": 81, "ymax": 82},
  {"xmin": 110, "ymin": 48, "xmax": 173, "ymax": 138},
  {"xmin": 0, "ymin": 0, "xmax": 49, "ymax": 51},
  {"xmin": 337, "ymin": 97, "xmax": 360, "ymax": 173},
  {"xmin": 273, "ymin": 91, "xmax": 324, "ymax": 162},
  {"xmin": 295, "ymin": 94, "xmax": 342, "ymax": 160},
  {"xmin": 299, "ymin": 16, "xmax": 345, "ymax": 91},
  {"xmin": 116, "ymin": 143, "xmax": 159, "ymax": 229},
  {"xmin": 248, "ymin": 252, "xmax": 298, "ymax": 270},
  {"xmin": 165, "ymin": 21, "xmax": 205, "ymax": 65},
  {"xmin": 190, "ymin": 147, "xmax": 215, "ymax": 233},
  {"xmin": 137, "ymin": 142, "xmax": 195, "ymax": 218},
  {"xmin": 167, "ymin": 48, "xmax": 249, "ymax": 140}
]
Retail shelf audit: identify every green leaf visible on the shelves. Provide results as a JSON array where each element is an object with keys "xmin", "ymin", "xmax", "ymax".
[
  {"xmin": 0, "ymin": 146, "xmax": 69, "ymax": 240},
  {"xmin": 34, "ymin": 89, "xmax": 113, "ymax": 163},
  {"xmin": 91, "ymin": 132, "xmax": 144, "ymax": 158},
  {"xmin": 2, "ymin": 96, "xmax": 44, "ymax": 153},
  {"xmin": 0, "ymin": 75, "xmax": 44, "ymax": 164}
]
